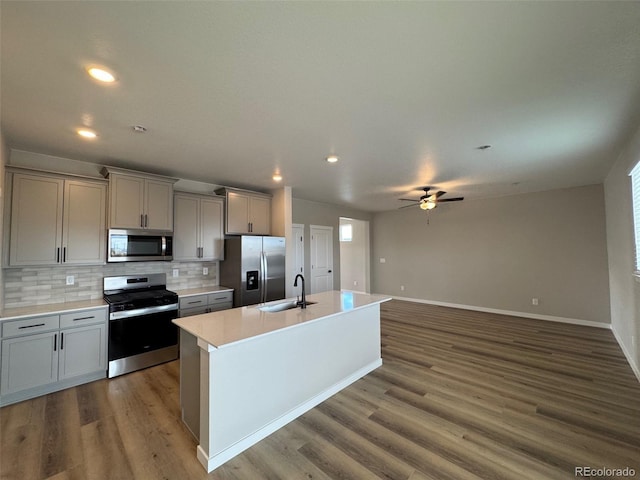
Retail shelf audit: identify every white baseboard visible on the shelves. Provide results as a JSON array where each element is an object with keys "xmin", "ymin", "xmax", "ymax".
[
  {"xmin": 611, "ymin": 325, "xmax": 640, "ymax": 383},
  {"xmin": 387, "ymin": 295, "xmax": 610, "ymax": 329}
]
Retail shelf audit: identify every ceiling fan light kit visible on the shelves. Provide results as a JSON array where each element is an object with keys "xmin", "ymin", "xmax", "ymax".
[{"xmin": 399, "ymin": 186, "xmax": 464, "ymax": 211}]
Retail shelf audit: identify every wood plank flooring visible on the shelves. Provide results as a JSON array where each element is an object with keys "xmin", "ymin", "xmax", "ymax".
[{"xmin": 1, "ymin": 300, "xmax": 639, "ymax": 479}]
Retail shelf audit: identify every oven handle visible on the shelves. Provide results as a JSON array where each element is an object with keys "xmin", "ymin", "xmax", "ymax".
[{"xmin": 109, "ymin": 303, "xmax": 178, "ymax": 321}]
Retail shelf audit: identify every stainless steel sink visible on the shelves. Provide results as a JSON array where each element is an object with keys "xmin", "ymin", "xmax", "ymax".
[{"xmin": 259, "ymin": 300, "xmax": 316, "ymax": 312}]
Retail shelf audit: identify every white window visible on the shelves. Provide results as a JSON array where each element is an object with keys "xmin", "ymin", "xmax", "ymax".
[
  {"xmin": 629, "ymin": 161, "xmax": 640, "ymax": 273},
  {"xmin": 339, "ymin": 223, "xmax": 353, "ymax": 242}
]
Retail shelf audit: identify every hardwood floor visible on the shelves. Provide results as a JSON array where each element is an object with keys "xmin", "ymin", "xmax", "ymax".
[{"xmin": 1, "ymin": 300, "xmax": 639, "ymax": 479}]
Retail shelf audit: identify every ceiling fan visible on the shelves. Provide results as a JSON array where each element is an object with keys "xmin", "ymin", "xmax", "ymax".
[{"xmin": 399, "ymin": 187, "xmax": 464, "ymax": 210}]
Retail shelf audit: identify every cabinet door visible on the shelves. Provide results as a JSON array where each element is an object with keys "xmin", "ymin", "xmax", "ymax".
[
  {"xmin": 226, "ymin": 192, "xmax": 250, "ymax": 234},
  {"xmin": 109, "ymin": 174, "xmax": 145, "ymax": 229},
  {"xmin": 174, "ymin": 194, "xmax": 200, "ymax": 261},
  {"xmin": 58, "ymin": 324, "xmax": 106, "ymax": 381},
  {"xmin": 200, "ymin": 197, "xmax": 224, "ymax": 260},
  {"xmin": 1, "ymin": 331, "xmax": 59, "ymax": 395},
  {"xmin": 62, "ymin": 180, "xmax": 107, "ymax": 264},
  {"xmin": 145, "ymin": 179, "xmax": 174, "ymax": 231},
  {"xmin": 249, "ymin": 195, "xmax": 271, "ymax": 235},
  {"xmin": 9, "ymin": 174, "xmax": 64, "ymax": 265}
]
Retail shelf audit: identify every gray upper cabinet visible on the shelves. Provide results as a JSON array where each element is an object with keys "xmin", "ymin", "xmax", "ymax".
[
  {"xmin": 102, "ymin": 167, "xmax": 177, "ymax": 231},
  {"xmin": 9, "ymin": 172, "xmax": 107, "ymax": 266},
  {"xmin": 174, "ymin": 192, "xmax": 224, "ymax": 261},
  {"xmin": 217, "ymin": 188, "xmax": 271, "ymax": 235}
]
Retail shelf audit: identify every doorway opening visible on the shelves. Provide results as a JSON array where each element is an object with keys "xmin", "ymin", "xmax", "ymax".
[{"xmin": 339, "ymin": 217, "xmax": 370, "ymax": 293}]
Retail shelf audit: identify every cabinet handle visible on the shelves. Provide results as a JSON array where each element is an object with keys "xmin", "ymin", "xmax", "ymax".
[
  {"xmin": 187, "ymin": 301, "xmax": 201, "ymax": 305},
  {"xmin": 18, "ymin": 323, "xmax": 46, "ymax": 330},
  {"xmin": 72, "ymin": 316, "xmax": 95, "ymax": 321},
  {"xmin": 213, "ymin": 297, "xmax": 226, "ymax": 300},
  {"xmin": 56, "ymin": 247, "xmax": 60, "ymax": 263},
  {"xmin": 60, "ymin": 332, "xmax": 64, "ymax": 350},
  {"xmin": 63, "ymin": 247, "xmax": 67, "ymax": 263},
  {"xmin": 141, "ymin": 214, "xmax": 145, "ymax": 228},
  {"xmin": 145, "ymin": 214, "xmax": 149, "ymax": 228},
  {"xmin": 54, "ymin": 334, "xmax": 57, "ymax": 352}
]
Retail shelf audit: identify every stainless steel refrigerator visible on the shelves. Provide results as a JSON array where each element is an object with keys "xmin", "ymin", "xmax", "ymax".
[{"xmin": 219, "ymin": 236, "xmax": 286, "ymax": 307}]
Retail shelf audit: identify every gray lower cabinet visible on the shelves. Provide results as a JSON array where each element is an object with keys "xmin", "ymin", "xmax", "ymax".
[
  {"xmin": 178, "ymin": 289, "xmax": 233, "ymax": 439},
  {"xmin": 178, "ymin": 290, "xmax": 233, "ymax": 318},
  {"xmin": 0, "ymin": 307, "xmax": 107, "ymax": 406}
]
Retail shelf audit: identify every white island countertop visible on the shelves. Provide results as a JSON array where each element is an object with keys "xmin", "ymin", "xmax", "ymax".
[{"xmin": 173, "ymin": 290, "xmax": 391, "ymax": 349}]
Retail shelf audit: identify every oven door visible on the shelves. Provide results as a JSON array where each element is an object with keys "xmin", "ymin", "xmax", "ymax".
[{"xmin": 108, "ymin": 308, "xmax": 178, "ymax": 377}]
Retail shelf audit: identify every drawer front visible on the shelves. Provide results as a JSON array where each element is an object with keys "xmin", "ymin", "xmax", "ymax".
[
  {"xmin": 179, "ymin": 295, "xmax": 208, "ymax": 310},
  {"xmin": 2, "ymin": 315, "xmax": 60, "ymax": 338},
  {"xmin": 207, "ymin": 292, "xmax": 233, "ymax": 305},
  {"xmin": 60, "ymin": 308, "xmax": 107, "ymax": 328},
  {"xmin": 208, "ymin": 302, "xmax": 232, "ymax": 313},
  {"xmin": 179, "ymin": 306, "xmax": 209, "ymax": 318}
]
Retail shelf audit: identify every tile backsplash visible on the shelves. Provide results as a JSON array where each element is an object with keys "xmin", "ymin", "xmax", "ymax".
[{"xmin": 2, "ymin": 261, "xmax": 219, "ymax": 309}]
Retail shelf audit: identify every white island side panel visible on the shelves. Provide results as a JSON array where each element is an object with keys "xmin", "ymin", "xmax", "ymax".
[{"xmin": 200, "ymin": 302, "xmax": 382, "ymax": 468}]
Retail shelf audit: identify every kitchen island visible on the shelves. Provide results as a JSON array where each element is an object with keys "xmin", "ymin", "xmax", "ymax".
[{"xmin": 173, "ymin": 290, "xmax": 390, "ymax": 473}]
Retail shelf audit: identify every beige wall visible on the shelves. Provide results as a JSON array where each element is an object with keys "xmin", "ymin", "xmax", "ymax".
[
  {"xmin": 604, "ymin": 124, "xmax": 640, "ymax": 376},
  {"xmin": 371, "ymin": 184, "xmax": 611, "ymax": 324},
  {"xmin": 339, "ymin": 217, "xmax": 370, "ymax": 293},
  {"xmin": 292, "ymin": 198, "xmax": 372, "ymax": 291}
]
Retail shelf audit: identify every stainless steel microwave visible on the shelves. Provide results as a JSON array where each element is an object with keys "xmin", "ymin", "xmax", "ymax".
[{"xmin": 107, "ymin": 229, "xmax": 173, "ymax": 262}]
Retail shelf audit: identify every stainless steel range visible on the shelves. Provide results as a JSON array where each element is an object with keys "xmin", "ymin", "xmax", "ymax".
[{"xmin": 103, "ymin": 274, "xmax": 179, "ymax": 378}]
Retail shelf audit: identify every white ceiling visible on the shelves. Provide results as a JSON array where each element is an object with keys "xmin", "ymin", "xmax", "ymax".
[{"xmin": 2, "ymin": 1, "xmax": 640, "ymax": 212}]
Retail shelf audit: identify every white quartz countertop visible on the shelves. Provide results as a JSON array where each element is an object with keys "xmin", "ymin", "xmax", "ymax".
[
  {"xmin": 1, "ymin": 299, "xmax": 108, "ymax": 321},
  {"xmin": 173, "ymin": 290, "xmax": 391, "ymax": 349}
]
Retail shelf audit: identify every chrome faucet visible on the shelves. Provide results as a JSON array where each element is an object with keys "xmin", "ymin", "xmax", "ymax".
[{"xmin": 293, "ymin": 274, "xmax": 307, "ymax": 309}]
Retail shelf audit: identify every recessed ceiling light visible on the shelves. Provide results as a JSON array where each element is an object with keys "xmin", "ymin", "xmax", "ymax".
[
  {"xmin": 476, "ymin": 145, "xmax": 492, "ymax": 150},
  {"xmin": 326, "ymin": 155, "xmax": 339, "ymax": 163},
  {"xmin": 86, "ymin": 66, "xmax": 116, "ymax": 83},
  {"xmin": 77, "ymin": 128, "xmax": 97, "ymax": 139},
  {"xmin": 272, "ymin": 174, "xmax": 283, "ymax": 182},
  {"xmin": 132, "ymin": 125, "xmax": 147, "ymax": 133}
]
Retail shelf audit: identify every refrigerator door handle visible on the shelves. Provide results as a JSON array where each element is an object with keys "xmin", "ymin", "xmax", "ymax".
[{"xmin": 261, "ymin": 251, "xmax": 268, "ymax": 303}]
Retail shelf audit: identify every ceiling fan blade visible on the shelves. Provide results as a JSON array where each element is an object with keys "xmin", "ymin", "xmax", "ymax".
[
  {"xmin": 438, "ymin": 197, "xmax": 464, "ymax": 202},
  {"xmin": 399, "ymin": 198, "xmax": 419, "ymax": 202},
  {"xmin": 435, "ymin": 191, "xmax": 446, "ymax": 198},
  {"xmin": 398, "ymin": 202, "xmax": 419, "ymax": 209}
]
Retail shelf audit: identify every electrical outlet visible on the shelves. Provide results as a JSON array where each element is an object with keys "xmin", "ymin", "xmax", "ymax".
[
  {"xmin": 400, "ymin": 285, "xmax": 405, "ymax": 291},
  {"xmin": 379, "ymin": 258, "xmax": 386, "ymax": 263},
  {"xmin": 203, "ymin": 267, "xmax": 209, "ymax": 275},
  {"xmin": 532, "ymin": 298, "xmax": 539, "ymax": 306},
  {"xmin": 172, "ymin": 269, "xmax": 179, "ymax": 277},
  {"xmin": 66, "ymin": 275, "xmax": 74, "ymax": 286},
  {"xmin": 353, "ymin": 280, "xmax": 358, "ymax": 286}
]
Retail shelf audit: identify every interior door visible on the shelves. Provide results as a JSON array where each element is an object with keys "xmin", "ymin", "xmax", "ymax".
[
  {"xmin": 310, "ymin": 225, "xmax": 334, "ymax": 294},
  {"xmin": 292, "ymin": 224, "xmax": 304, "ymax": 278}
]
